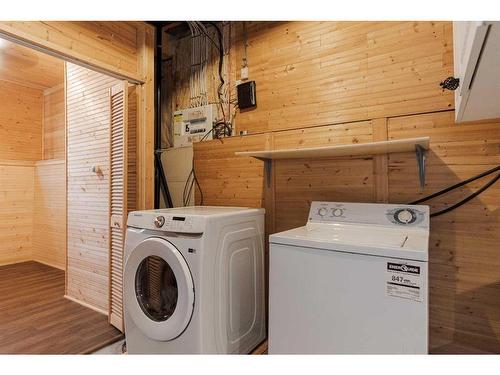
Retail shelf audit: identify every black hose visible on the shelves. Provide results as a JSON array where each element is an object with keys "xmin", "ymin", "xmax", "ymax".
[
  {"xmin": 429, "ymin": 172, "xmax": 500, "ymax": 217},
  {"xmin": 410, "ymin": 165, "xmax": 500, "ymax": 205},
  {"xmin": 406, "ymin": 165, "xmax": 500, "ymax": 217}
]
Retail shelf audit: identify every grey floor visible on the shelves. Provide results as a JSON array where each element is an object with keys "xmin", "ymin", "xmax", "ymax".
[{"xmin": 93, "ymin": 339, "xmax": 126, "ymax": 354}]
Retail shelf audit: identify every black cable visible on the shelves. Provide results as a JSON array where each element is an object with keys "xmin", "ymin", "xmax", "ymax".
[
  {"xmin": 410, "ymin": 165, "xmax": 500, "ymax": 204},
  {"xmin": 192, "ymin": 161, "xmax": 204, "ymax": 206},
  {"xmin": 429, "ymin": 172, "xmax": 500, "ymax": 217},
  {"xmin": 213, "ymin": 119, "xmax": 232, "ymax": 139}
]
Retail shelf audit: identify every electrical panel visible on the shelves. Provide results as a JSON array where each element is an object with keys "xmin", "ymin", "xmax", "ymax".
[{"xmin": 173, "ymin": 104, "xmax": 217, "ymax": 148}]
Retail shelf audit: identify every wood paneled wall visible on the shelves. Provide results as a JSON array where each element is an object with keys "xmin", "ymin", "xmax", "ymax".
[
  {"xmin": 228, "ymin": 21, "xmax": 453, "ymax": 134},
  {"xmin": 0, "ymin": 161, "xmax": 34, "ymax": 265},
  {"xmin": 66, "ymin": 63, "xmax": 120, "ymax": 313},
  {"xmin": 0, "ymin": 22, "xmax": 143, "ymax": 83},
  {"xmin": 0, "ymin": 80, "xmax": 43, "ymax": 161},
  {"xmin": 193, "ymin": 21, "xmax": 500, "ymax": 353},
  {"xmin": 33, "ymin": 160, "xmax": 66, "ymax": 270},
  {"xmin": 0, "ymin": 80, "xmax": 42, "ymax": 265},
  {"xmin": 43, "ymin": 84, "xmax": 65, "ymax": 160},
  {"xmin": 0, "ymin": 21, "xmax": 156, "ymax": 210}
]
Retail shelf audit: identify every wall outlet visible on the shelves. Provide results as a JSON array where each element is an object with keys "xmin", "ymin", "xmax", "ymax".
[{"xmin": 241, "ymin": 66, "xmax": 249, "ymax": 80}]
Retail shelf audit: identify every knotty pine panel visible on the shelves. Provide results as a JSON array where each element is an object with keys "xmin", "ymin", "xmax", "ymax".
[
  {"xmin": 66, "ymin": 63, "xmax": 120, "ymax": 313},
  {"xmin": 43, "ymin": 84, "xmax": 65, "ymax": 160},
  {"xmin": 273, "ymin": 121, "xmax": 376, "ymax": 232},
  {"xmin": 0, "ymin": 80, "xmax": 43, "ymax": 161},
  {"xmin": 388, "ymin": 111, "xmax": 500, "ymax": 353},
  {"xmin": 194, "ymin": 134, "xmax": 269, "ymax": 208},
  {"xmin": 0, "ymin": 21, "xmax": 141, "ymax": 82},
  {"xmin": 229, "ymin": 21, "xmax": 453, "ymax": 134},
  {"xmin": 33, "ymin": 160, "xmax": 66, "ymax": 270},
  {"xmin": 0, "ymin": 163, "xmax": 34, "ymax": 265}
]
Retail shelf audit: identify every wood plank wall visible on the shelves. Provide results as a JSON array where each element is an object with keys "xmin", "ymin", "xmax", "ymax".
[
  {"xmin": 0, "ymin": 80, "xmax": 43, "ymax": 161},
  {"xmin": 33, "ymin": 160, "xmax": 66, "ymax": 270},
  {"xmin": 33, "ymin": 79, "xmax": 66, "ymax": 270},
  {"xmin": 229, "ymin": 21, "xmax": 453, "ymax": 134},
  {"xmin": 0, "ymin": 161, "xmax": 34, "ymax": 265},
  {"xmin": 43, "ymin": 84, "xmax": 65, "ymax": 160},
  {"xmin": 191, "ymin": 21, "xmax": 500, "ymax": 353},
  {"xmin": 0, "ymin": 21, "xmax": 156, "ymax": 210},
  {"xmin": 66, "ymin": 63, "xmax": 120, "ymax": 313},
  {"xmin": 0, "ymin": 22, "xmax": 142, "ymax": 82},
  {"xmin": 0, "ymin": 80, "xmax": 42, "ymax": 265}
]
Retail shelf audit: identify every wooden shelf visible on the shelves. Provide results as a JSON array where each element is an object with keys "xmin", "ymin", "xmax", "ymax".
[
  {"xmin": 236, "ymin": 136, "xmax": 430, "ymax": 188},
  {"xmin": 235, "ymin": 137, "xmax": 430, "ymax": 160}
]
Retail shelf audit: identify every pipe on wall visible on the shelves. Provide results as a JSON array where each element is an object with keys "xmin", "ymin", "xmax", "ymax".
[{"xmin": 152, "ymin": 22, "xmax": 173, "ymax": 209}]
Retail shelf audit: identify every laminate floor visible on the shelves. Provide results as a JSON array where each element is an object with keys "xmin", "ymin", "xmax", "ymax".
[{"xmin": 0, "ymin": 261, "xmax": 123, "ymax": 354}]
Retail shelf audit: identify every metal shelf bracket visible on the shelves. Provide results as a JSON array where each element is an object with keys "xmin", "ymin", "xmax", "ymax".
[
  {"xmin": 415, "ymin": 144, "xmax": 427, "ymax": 189},
  {"xmin": 258, "ymin": 158, "xmax": 272, "ymax": 188}
]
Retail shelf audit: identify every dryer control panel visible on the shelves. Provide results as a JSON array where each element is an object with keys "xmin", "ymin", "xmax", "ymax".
[{"xmin": 308, "ymin": 201, "xmax": 429, "ymax": 229}]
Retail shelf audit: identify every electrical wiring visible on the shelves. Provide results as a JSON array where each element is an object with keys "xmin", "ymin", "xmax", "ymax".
[
  {"xmin": 187, "ymin": 21, "xmax": 210, "ymax": 108},
  {"xmin": 181, "ymin": 22, "xmax": 237, "ymax": 206},
  {"xmin": 203, "ymin": 22, "xmax": 227, "ymax": 124},
  {"xmin": 407, "ymin": 165, "xmax": 500, "ymax": 217}
]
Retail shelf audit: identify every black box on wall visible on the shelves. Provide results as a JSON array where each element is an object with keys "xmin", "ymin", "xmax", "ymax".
[{"xmin": 237, "ymin": 81, "xmax": 257, "ymax": 110}]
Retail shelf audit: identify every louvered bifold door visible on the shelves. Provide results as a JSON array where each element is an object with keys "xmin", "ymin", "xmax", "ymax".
[{"xmin": 109, "ymin": 82, "xmax": 128, "ymax": 331}]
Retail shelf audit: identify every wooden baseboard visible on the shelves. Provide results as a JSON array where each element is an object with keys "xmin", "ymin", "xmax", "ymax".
[{"xmin": 64, "ymin": 294, "xmax": 108, "ymax": 316}]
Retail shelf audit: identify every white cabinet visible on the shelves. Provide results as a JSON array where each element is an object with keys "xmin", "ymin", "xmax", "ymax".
[{"xmin": 453, "ymin": 21, "xmax": 500, "ymax": 122}]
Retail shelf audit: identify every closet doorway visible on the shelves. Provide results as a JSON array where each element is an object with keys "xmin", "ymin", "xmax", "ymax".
[{"xmin": 0, "ymin": 37, "xmax": 136, "ymax": 353}]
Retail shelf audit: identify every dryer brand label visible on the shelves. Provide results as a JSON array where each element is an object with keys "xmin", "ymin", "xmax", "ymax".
[{"xmin": 386, "ymin": 262, "xmax": 422, "ymax": 303}]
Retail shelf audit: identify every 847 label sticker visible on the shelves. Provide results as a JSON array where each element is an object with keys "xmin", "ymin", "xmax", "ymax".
[{"xmin": 386, "ymin": 262, "xmax": 422, "ymax": 302}]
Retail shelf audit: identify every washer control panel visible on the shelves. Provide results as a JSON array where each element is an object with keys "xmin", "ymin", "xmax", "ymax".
[
  {"xmin": 308, "ymin": 201, "xmax": 429, "ymax": 228},
  {"xmin": 161, "ymin": 215, "xmax": 196, "ymax": 232},
  {"xmin": 128, "ymin": 212, "xmax": 205, "ymax": 233}
]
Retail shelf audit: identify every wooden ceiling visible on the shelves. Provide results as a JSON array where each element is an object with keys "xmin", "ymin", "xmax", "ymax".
[{"xmin": 0, "ymin": 37, "xmax": 64, "ymax": 90}]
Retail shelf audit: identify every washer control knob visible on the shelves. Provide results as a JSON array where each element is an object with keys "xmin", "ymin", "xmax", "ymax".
[
  {"xmin": 332, "ymin": 208, "xmax": 343, "ymax": 217},
  {"xmin": 318, "ymin": 207, "xmax": 328, "ymax": 217},
  {"xmin": 395, "ymin": 209, "xmax": 414, "ymax": 224},
  {"xmin": 154, "ymin": 216, "xmax": 165, "ymax": 228}
]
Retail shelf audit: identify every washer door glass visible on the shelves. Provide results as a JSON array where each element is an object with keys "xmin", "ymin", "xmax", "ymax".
[
  {"xmin": 124, "ymin": 237, "xmax": 195, "ymax": 341},
  {"xmin": 135, "ymin": 255, "xmax": 178, "ymax": 322}
]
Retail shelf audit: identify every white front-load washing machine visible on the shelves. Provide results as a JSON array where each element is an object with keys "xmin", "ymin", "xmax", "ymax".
[{"xmin": 123, "ymin": 206, "xmax": 266, "ymax": 354}]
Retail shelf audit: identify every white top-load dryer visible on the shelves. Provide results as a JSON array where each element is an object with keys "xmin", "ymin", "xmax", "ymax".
[
  {"xmin": 124, "ymin": 206, "xmax": 266, "ymax": 354},
  {"xmin": 269, "ymin": 201, "xmax": 430, "ymax": 354}
]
